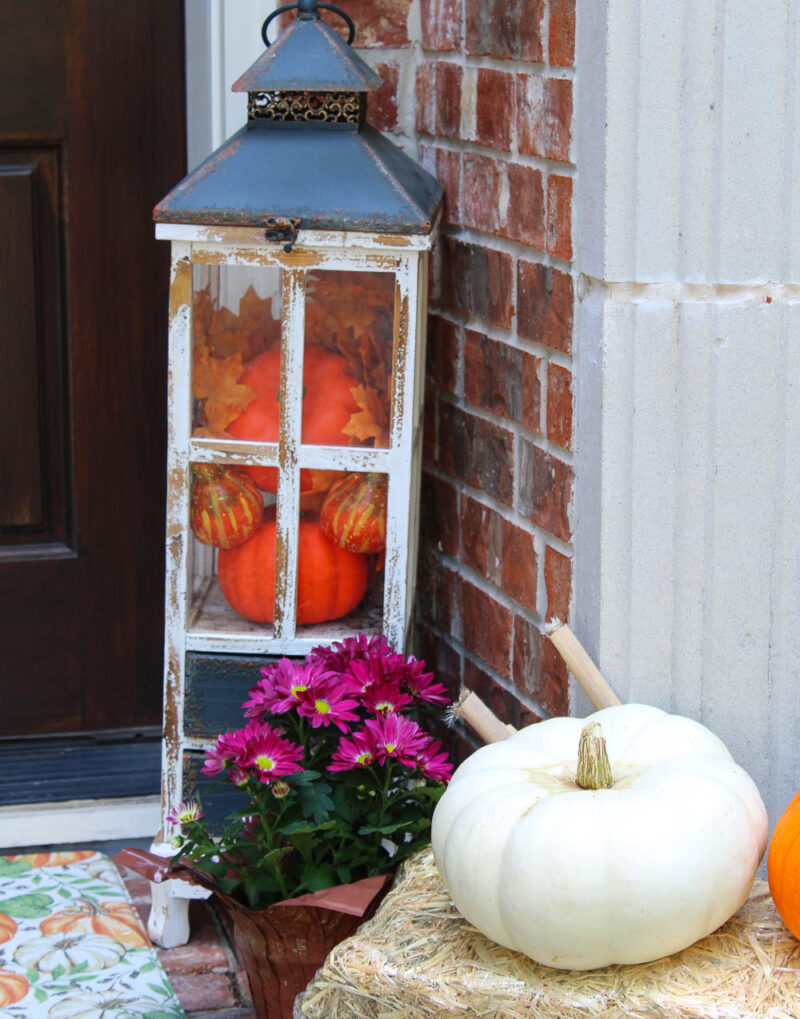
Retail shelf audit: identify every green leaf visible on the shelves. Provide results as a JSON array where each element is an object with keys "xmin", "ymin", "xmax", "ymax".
[
  {"xmin": 301, "ymin": 863, "xmax": 337, "ymax": 892},
  {"xmin": 57, "ymin": 887, "xmax": 72, "ymax": 899},
  {"xmin": 0, "ymin": 859, "xmax": 32, "ymax": 877},
  {"xmin": 34, "ymin": 987, "xmax": 48, "ymax": 1003},
  {"xmin": 0, "ymin": 892, "xmax": 54, "ymax": 918},
  {"xmin": 50, "ymin": 963, "xmax": 66, "ymax": 980},
  {"xmin": 296, "ymin": 780, "xmax": 334, "ymax": 825}
]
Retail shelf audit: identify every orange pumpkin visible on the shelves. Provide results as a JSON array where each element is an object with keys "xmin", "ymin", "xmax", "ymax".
[
  {"xmin": 10, "ymin": 851, "xmax": 95, "ymax": 868},
  {"xmin": 39, "ymin": 899, "xmax": 149, "ymax": 948},
  {"xmin": 226, "ymin": 345, "xmax": 360, "ymax": 491},
  {"xmin": 218, "ymin": 513, "xmax": 368, "ymax": 625},
  {"xmin": 768, "ymin": 792, "xmax": 800, "ymax": 938},
  {"xmin": 0, "ymin": 913, "xmax": 16, "ymax": 945},
  {"xmin": 321, "ymin": 472, "xmax": 388, "ymax": 554},
  {"xmin": 0, "ymin": 969, "xmax": 28, "ymax": 1007},
  {"xmin": 190, "ymin": 464, "xmax": 263, "ymax": 549}
]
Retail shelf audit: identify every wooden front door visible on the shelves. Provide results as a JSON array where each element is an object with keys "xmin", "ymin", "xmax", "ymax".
[{"xmin": 0, "ymin": 2, "xmax": 185, "ymax": 774}]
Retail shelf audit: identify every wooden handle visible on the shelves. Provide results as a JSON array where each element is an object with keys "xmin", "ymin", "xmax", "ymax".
[
  {"xmin": 547, "ymin": 622, "xmax": 621, "ymax": 709},
  {"xmin": 450, "ymin": 690, "xmax": 515, "ymax": 743}
]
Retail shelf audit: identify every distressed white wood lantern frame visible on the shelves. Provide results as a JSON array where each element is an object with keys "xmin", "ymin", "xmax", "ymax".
[{"xmin": 146, "ymin": 3, "xmax": 442, "ymax": 945}]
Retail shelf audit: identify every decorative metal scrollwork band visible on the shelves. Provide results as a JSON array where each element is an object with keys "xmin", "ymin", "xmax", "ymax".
[{"xmin": 248, "ymin": 90, "xmax": 362, "ymax": 123}]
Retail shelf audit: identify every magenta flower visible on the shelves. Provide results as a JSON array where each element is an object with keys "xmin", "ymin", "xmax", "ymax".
[
  {"xmin": 296, "ymin": 681, "xmax": 361, "ymax": 732},
  {"xmin": 361, "ymin": 681, "xmax": 414, "ymax": 716},
  {"xmin": 243, "ymin": 658, "xmax": 308, "ymax": 717},
  {"xmin": 328, "ymin": 729, "xmax": 376, "ymax": 771},
  {"xmin": 242, "ymin": 722, "xmax": 304, "ymax": 783},
  {"xmin": 414, "ymin": 738, "xmax": 453, "ymax": 782},
  {"xmin": 364, "ymin": 713, "xmax": 429, "ymax": 767},
  {"xmin": 400, "ymin": 656, "xmax": 449, "ymax": 705},
  {"xmin": 310, "ymin": 633, "xmax": 391, "ymax": 672},
  {"xmin": 202, "ymin": 727, "xmax": 253, "ymax": 778},
  {"xmin": 167, "ymin": 799, "xmax": 204, "ymax": 826}
]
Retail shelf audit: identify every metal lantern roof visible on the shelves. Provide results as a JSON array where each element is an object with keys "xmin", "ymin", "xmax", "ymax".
[{"xmin": 154, "ymin": 1, "xmax": 443, "ymax": 236}]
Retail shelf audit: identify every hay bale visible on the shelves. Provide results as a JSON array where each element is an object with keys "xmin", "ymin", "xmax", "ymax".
[{"xmin": 298, "ymin": 848, "xmax": 800, "ymax": 1018}]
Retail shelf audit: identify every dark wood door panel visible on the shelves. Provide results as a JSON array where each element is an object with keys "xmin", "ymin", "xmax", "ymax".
[
  {"xmin": 0, "ymin": 147, "xmax": 70, "ymax": 555},
  {"xmin": 0, "ymin": 0, "xmax": 186, "ymax": 745}
]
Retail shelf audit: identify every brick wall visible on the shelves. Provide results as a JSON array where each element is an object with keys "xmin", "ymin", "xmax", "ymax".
[{"xmin": 347, "ymin": 0, "xmax": 576, "ymax": 742}]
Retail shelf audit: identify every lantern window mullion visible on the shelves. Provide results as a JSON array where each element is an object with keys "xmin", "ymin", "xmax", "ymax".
[{"xmin": 273, "ymin": 269, "xmax": 306, "ymax": 640}]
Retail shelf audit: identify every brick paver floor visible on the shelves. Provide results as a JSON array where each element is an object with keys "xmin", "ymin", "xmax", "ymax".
[{"xmin": 121, "ymin": 864, "xmax": 256, "ymax": 1018}]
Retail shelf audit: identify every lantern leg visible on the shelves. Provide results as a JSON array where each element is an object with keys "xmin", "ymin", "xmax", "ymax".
[{"xmin": 145, "ymin": 840, "xmax": 212, "ymax": 948}]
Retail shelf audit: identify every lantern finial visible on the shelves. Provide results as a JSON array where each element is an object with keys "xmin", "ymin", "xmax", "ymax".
[{"xmin": 262, "ymin": 1, "xmax": 355, "ymax": 48}]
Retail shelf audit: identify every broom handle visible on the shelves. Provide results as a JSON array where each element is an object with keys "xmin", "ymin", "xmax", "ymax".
[{"xmin": 547, "ymin": 622, "xmax": 621, "ymax": 709}]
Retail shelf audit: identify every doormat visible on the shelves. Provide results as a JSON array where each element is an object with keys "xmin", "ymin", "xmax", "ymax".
[{"xmin": 0, "ymin": 851, "xmax": 186, "ymax": 1017}]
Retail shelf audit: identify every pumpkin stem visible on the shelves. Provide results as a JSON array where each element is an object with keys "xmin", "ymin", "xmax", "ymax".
[{"xmin": 575, "ymin": 721, "xmax": 613, "ymax": 789}]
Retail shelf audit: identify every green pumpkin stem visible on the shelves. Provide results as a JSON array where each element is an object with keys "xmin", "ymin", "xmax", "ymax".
[{"xmin": 575, "ymin": 721, "xmax": 613, "ymax": 790}]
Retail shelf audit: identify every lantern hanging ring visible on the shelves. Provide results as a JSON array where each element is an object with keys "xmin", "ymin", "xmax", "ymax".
[{"xmin": 261, "ymin": 0, "xmax": 356, "ymax": 48}]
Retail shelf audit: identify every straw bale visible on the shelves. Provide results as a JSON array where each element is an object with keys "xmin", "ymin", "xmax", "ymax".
[{"xmin": 298, "ymin": 848, "xmax": 800, "ymax": 1018}]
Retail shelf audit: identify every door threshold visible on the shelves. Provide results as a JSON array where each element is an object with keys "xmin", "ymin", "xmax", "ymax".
[{"xmin": 0, "ymin": 795, "xmax": 161, "ymax": 850}]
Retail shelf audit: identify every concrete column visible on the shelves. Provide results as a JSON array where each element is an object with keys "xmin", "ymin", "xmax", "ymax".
[{"xmin": 573, "ymin": 0, "xmax": 800, "ymax": 834}]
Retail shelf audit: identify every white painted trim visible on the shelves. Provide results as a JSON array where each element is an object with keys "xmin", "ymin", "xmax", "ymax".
[
  {"xmin": 155, "ymin": 223, "xmax": 437, "ymax": 251},
  {"xmin": 0, "ymin": 797, "xmax": 161, "ymax": 849}
]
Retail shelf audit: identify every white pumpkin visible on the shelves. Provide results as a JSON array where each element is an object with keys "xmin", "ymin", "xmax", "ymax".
[
  {"xmin": 14, "ymin": 932, "xmax": 125, "ymax": 974},
  {"xmin": 432, "ymin": 703, "xmax": 768, "ymax": 970}
]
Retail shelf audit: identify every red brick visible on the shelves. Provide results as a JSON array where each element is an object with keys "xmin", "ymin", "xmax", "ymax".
[
  {"xmin": 466, "ymin": 0, "xmax": 544, "ymax": 62},
  {"xmin": 414, "ymin": 622, "xmax": 462, "ymax": 698},
  {"xmin": 517, "ymin": 75, "xmax": 573, "ymax": 162},
  {"xmin": 462, "ymin": 152, "xmax": 504, "ymax": 235},
  {"xmin": 465, "ymin": 658, "xmax": 540, "ymax": 730},
  {"xmin": 517, "ymin": 260, "xmax": 573, "ymax": 354},
  {"xmin": 417, "ymin": 547, "xmax": 458, "ymax": 633},
  {"xmin": 438, "ymin": 403, "xmax": 515, "ymax": 505},
  {"xmin": 547, "ymin": 173, "xmax": 573, "ymax": 260},
  {"xmin": 512, "ymin": 617, "xmax": 569, "ymax": 715},
  {"xmin": 436, "ymin": 62, "xmax": 463, "ymax": 138},
  {"xmin": 544, "ymin": 544, "xmax": 572, "ymax": 622},
  {"xmin": 420, "ymin": 470, "xmax": 461, "ymax": 557},
  {"xmin": 368, "ymin": 61, "xmax": 399, "ymax": 131},
  {"xmin": 168, "ymin": 972, "xmax": 240, "ymax": 1012},
  {"xmin": 415, "ymin": 63, "xmax": 435, "ymax": 134},
  {"xmin": 546, "ymin": 362, "xmax": 573, "ymax": 449},
  {"xmin": 460, "ymin": 493, "xmax": 502, "ymax": 579},
  {"xmin": 440, "ymin": 405, "xmax": 509, "ymax": 501},
  {"xmin": 426, "ymin": 313, "xmax": 460, "ymax": 394},
  {"xmin": 518, "ymin": 439, "xmax": 573, "ymax": 541},
  {"xmin": 549, "ymin": 0, "xmax": 576, "ymax": 67},
  {"xmin": 423, "ymin": 386, "xmax": 438, "ymax": 463},
  {"xmin": 463, "ymin": 329, "xmax": 541, "ymax": 431},
  {"xmin": 476, "ymin": 69, "xmax": 515, "ymax": 151},
  {"xmin": 421, "ymin": 144, "xmax": 462, "ymax": 226},
  {"xmin": 506, "ymin": 162, "xmax": 545, "ymax": 248},
  {"xmin": 421, "ymin": 0, "xmax": 462, "ymax": 51},
  {"xmin": 156, "ymin": 904, "xmax": 229, "ymax": 975},
  {"xmin": 460, "ymin": 579, "xmax": 512, "ymax": 676},
  {"xmin": 501, "ymin": 521, "xmax": 538, "ymax": 611},
  {"xmin": 441, "ymin": 236, "xmax": 514, "ymax": 329},
  {"xmin": 347, "ymin": 0, "xmax": 412, "ymax": 46}
]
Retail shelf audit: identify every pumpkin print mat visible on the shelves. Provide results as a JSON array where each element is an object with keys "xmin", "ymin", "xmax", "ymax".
[{"xmin": 0, "ymin": 852, "xmax": 186, "ymax": 1018}]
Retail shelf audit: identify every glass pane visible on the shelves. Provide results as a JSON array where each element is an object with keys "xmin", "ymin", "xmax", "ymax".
[
  {"xmin": 303, "ymin": 270, "xmax": 394, "ymax": 449},
  {"xmin": 191, "ymin": 264, "xmax": 283, "ymax": 460},
  {"xmin": 187, "ymin": 463, "xmax": 385, "ymax": 636},
  {"xmin": 187, "ymin": 460, "xmax": 274, "ymax": 633},
  {"xmin": 299, "ymin": 469, "xmax": 387, "ymax": 630}
]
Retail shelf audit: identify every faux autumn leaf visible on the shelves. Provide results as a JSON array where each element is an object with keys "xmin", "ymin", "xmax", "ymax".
[
  {"xmin": 342, "ymin": 384, "xmax": 389, "ymax": 447},
  {"xmin": 194, "ymin": 284, "xmax": 281, "ymax": 362},
  {"xmin": 193, "ymin": 352, "xmax": 255, "ymax": 439}
]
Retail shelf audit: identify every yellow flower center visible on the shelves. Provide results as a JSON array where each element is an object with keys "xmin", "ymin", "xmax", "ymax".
[
  {"xmin": 291, "ymin": 684, "xmax": 308, "ymax": 698},
  {"xmin": 315, "ymin": 700, "xmax": 330, "ymax": 714},
  {"xmin": 256, "ymin": 755, "xmax": 275, "ymax": 771},
  {"xmin": 384, "ymin": 742, "xmax": 396, "ymax": 754}
]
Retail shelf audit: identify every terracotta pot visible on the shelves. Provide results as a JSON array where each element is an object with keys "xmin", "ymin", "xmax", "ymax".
[{"xmin": 116, "ymin": 849, "xmax": 392, "ymax": 1019}]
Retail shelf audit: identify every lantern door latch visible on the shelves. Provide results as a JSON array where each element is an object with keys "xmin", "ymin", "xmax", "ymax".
[{"xmin": 265, "ymin": 216, "xmax": 301, "ymax": 252}]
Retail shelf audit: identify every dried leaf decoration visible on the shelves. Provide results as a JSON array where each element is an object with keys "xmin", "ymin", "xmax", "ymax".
[
  {"xmin": 342, "ymin": 384, "xmax": 386, "ymax": 444},
  {"xmin": 192, "ymin": 351, "xmax": 255, "ymax": 438},
  {"xmin": 305, "ymin": 271, "xmax": 394, "ymax": 447},
  {"xmin": 192, "ymin": 284, "xmax": 281, "ymax": 437}
]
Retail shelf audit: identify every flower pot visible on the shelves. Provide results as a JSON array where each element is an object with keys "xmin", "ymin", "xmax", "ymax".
[
  {"xmin": 115, "ymin": 849, "xmax": 392, "ymax": 1019},
  {"xmin": 213, "ymin": 873, "xmax": 393, "ymax": 1019}
]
